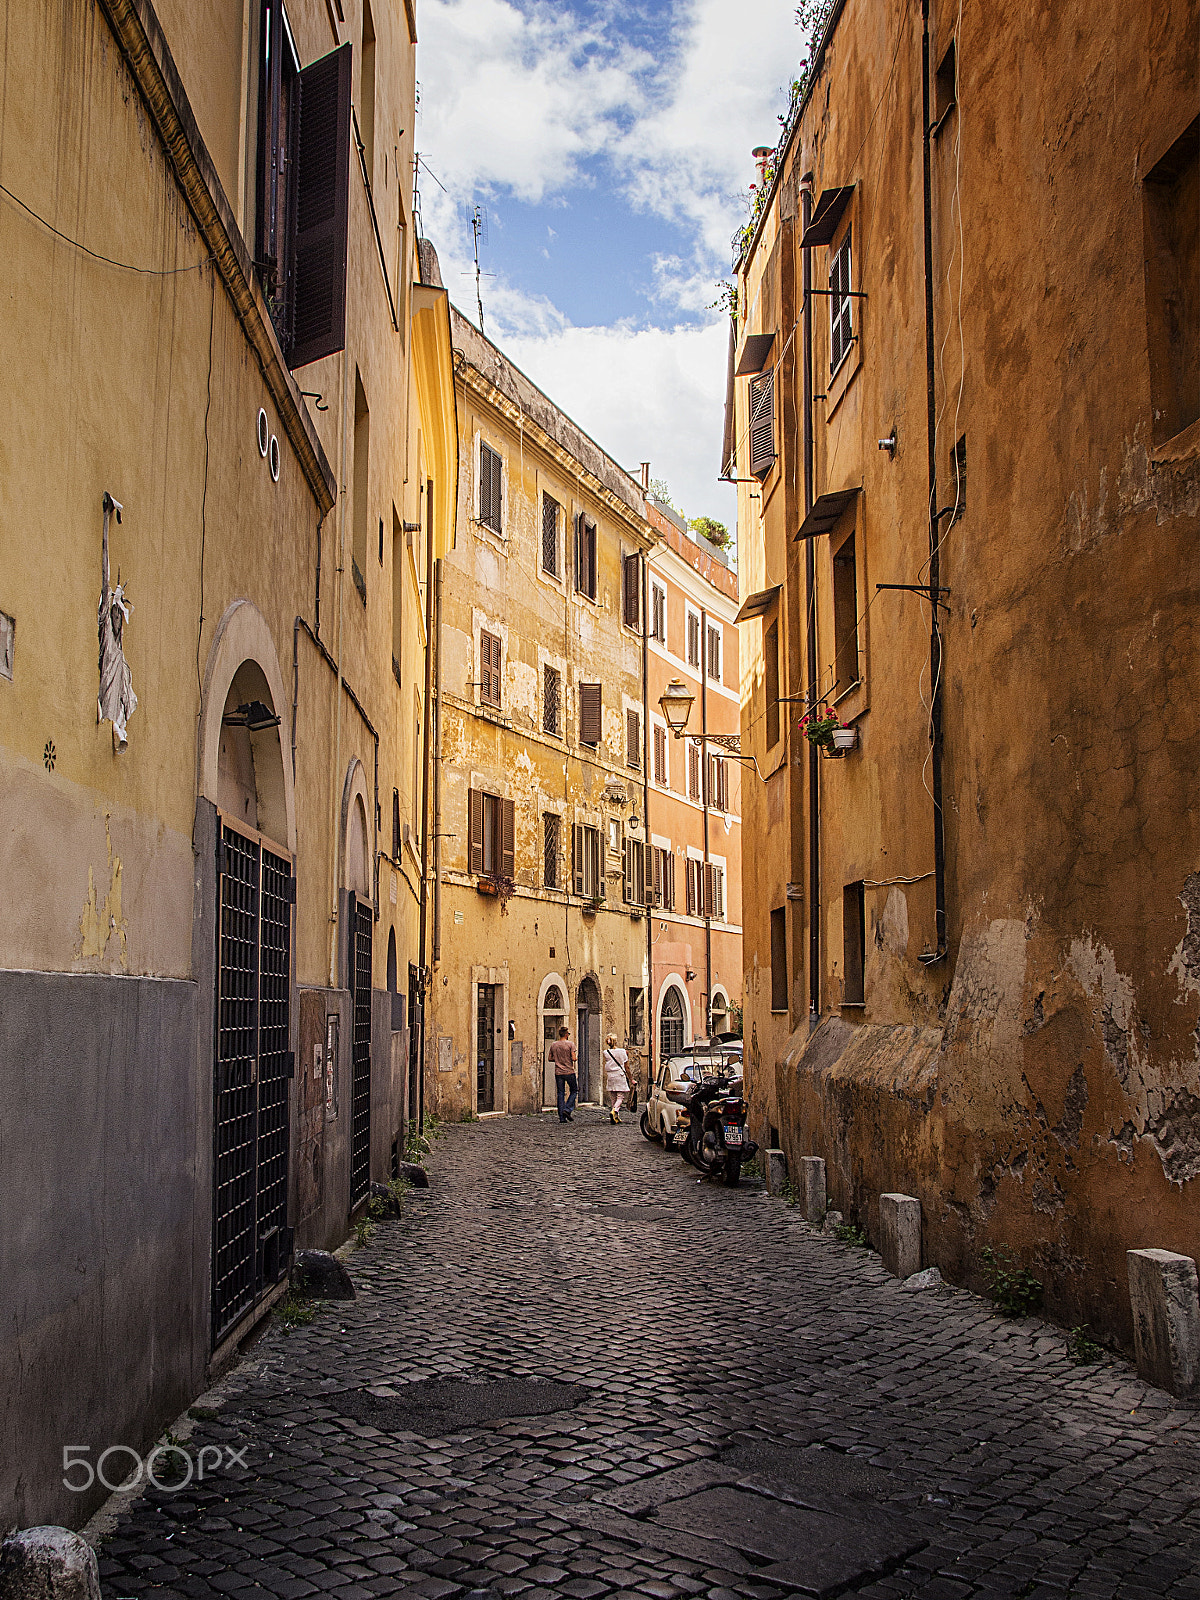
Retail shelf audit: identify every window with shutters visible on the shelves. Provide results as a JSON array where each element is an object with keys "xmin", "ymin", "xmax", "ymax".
[
  {"xmin": 770, "ymin": 905, "xmax": 787, "ymax": 1011},
  {"xmin": 707, "ymin": 623, "xmax": 722, "ymax": 683},
  {"xmin": 629, "ymin": 987, "xmax": 645, "ymax": 1047},
  {"xmin": 686, "ymin": 608, "xmax": 701, "ymax": 669},
  {"xmin": 651, "ymin": 582, "xmax": 667, "ymax": 644},
  {"xmin": 579, "ymin": 682, "xmax": 602, "ymax": 747},
  {"xmin": 705, "ymin": 864, "xmax": 725, "ymax": 921},
  {"xmin": 479, "ymin": 441, "xmax": 503, "ymax": 533},
  {"xmin": 653, "ymin": 723, "xmax": 668, "ymax": 788},
  {"xmin": 574, "ymin": 514, "xmax": 597, "ymax": 600},
  {"xmin": 661, "ymin": 848, "xmax": 676, "ymax": 911},
  {"xmin": 626, "ymin": 708, "xmax": 641, "ymax": 771},
  {"xmin": 572, "ymin": 823, "xmax": 602, "ymax": 898},
  {"xmin": 542, "ymin": 493, "xmax": 560, "ymax": 576},
  {"xmin": 687, "ymin": 740, "xmax": 701, "ymax": 801},
  {"xmin": 622, "ymin": 553, "xmax": 641, "ymax": 630},
  {"xmin": 685, "ymin": 857, "xmax": 703, "ymax": 917},
  {"xmin": 256, "ymin": 1, "xmax": 299, "ymax": 346},
  {"xmin": 622, "ymin": 837, "xmax": 645, "ymax": 906},
  {"xmin": 543, "ymin": 665, "xmax": 561, "ymax": 735},
  {"xmin": 832, "ymin": 534, "xmax": 860, "ymax": 694},
  {"xmin": 648, "ymin": 843, "xmax": 674, "ymax": 911},
  {"xmin": 468, "ymin": 788, "xmax": 514, "ymax": 880},
  {"xmin": 543, "ymin": 812, "xmax": 561, "ymax": 889},
  {"xmin": 708, "ymin": 754, "xmax": 728, "ymax": 811},
  {"xmin": 286, "ymin": 38, "xmax": 353, "ymax": 369},
  {"xmin": 830, "ymin": 229, "xmax": 854, "ymax": 376},
  {"xmin": 749, "ymin": 369, "xmax": 775, "ymax": 477},
  {"xmin": 480, "ymin": 630, "xmax": 502, "ymax": 708},
  {"xmin": 765, "ymin": 620, "xmax": 780, "ymax": 749}
]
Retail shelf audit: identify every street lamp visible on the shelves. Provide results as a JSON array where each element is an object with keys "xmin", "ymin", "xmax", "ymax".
[{"xmin": 659, "ymin": 678, "xmax": 695, "ymax": 740}]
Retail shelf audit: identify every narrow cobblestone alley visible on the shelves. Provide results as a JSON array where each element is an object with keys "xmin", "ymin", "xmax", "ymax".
[{"xmin": 96, "ymin": 1115, "xmax": 1200, "ymax": 1600}]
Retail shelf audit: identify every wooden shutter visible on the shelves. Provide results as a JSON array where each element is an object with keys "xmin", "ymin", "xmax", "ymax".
[
  {"xmin": 580, "ymin": 682, "xmax": 602, "ymax": 745},
  {"xmin": 654, "ymin": 724, "xmax": 666, "ymax": 786},
  {"xmin": 500, "ymin": 798, "xmax": 515, "ymax": 878},
  {"xmin": 685, "ymin": 859, "xmax": 697, "ymax": 916},
  {"xmin": 703, "ymin": 862, "xmax": 714, "ymax": 917},
  {"xmin": 665, "ymin": 852, "xmax": 675, "ymax": 911},
  {"xmin": 291, "ymin": 44, "xmax": 352, "ymax": 369},
  {"xmin": 589, "ymin": 828, "xmax": 601, "ymax": 896},
  {"xmin": 468, "ymin": 788, "xmax": 483, "ymax": 874},
  {"xmin": 627, "ymin": 708, "xmax": 640, "ymax": 770},
  {"xmin": 573, "ymin": 513, "xmax": 585, "ymax": 594},
  {"xmin": 622, "ymin": 838, "xmax": 632, "ymax": 904},
  {"xmin": 652, "ymin": 846, "xmax": 663, "ymax": 905},
  {"xmin": 573, "ymin": 824, "xmax": 585, "ymax": 895},
  {"xmin": 749, "ymin": 370, "xmax": 775, "ymax": 477},
  {"xmin": 634, "ymin": 840, "xmax": 645, "ymax": 905},
  {"xmin": 623, "ymin": 553, "xmax": 640, "ymax": 628},
  {"xmin": 490, "ymin": 446, "xmax": 502, "ymax": 530},
  {"xmin": 582, "ymin": 520, "xmax": 597, "ymax": 598}
]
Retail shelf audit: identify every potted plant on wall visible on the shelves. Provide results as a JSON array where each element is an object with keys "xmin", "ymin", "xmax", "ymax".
[
  {"xmin": 800, "ymin": 704, "xmax": 857, "ymax": 757},
  {"xmin": 477, "ymin": 871, "xmax": 516, "ymax": 913}
]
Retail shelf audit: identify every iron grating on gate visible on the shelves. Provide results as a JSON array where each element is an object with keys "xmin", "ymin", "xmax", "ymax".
[
  {"xmin": 350, "ymin": 900, "xmax": 373, "ymax": 1209},
  {"xmin": 212, "ymin": 823, "xmax": 293, "ymax": 1347}
]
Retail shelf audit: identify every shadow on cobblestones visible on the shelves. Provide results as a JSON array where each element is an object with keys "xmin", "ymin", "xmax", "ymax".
[{"xmin": 93, "ymin": 1110, "xmax": 1200, "ymax": 1600}]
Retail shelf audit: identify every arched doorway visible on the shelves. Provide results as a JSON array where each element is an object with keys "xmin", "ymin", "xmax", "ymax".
[
  {"xmin": 660, "ymin": 984, "xmax": 686, "ymax": 1061},
  {"xmin": 540, "ymin": 980, "xmax": 567, "ymax": 1108},
  {"xmin": 576, "ymin": 975, "xmax": 601, "ymax": 1102}
]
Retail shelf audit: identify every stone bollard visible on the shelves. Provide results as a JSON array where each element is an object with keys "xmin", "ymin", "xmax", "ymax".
[
  {"xmin": 292, "ymin": 1249, "xmax": 356, "ymax": 1300},
  {"xmin": 0, "ymin": 1527, "xmax": 100, "ymax": 1600},
  {"xmin": 1127, "ymin": 1249, "xmax": 1200, "ymax": 1397},
  {"xmin": 799, "ymin": 1156, "xmax": 826, "ymax": 1225},
  {"xmin": 879, "ymin": 1193, "xmax": 921, "ymax": 1279},
  {"xmin": 764, "ymin": 1149, "xmax": 787, "ymax": 1196}
]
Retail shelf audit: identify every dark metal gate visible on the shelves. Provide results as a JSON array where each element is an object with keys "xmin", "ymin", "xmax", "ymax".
[
  {"xmin": 350, "ymin": 900, "xmax": 373, "ymax": 1208},
  {"xmin": 477, "ymin": 983, "xmax": 496, "ymax": 1112},
  {"xmin": 408, "ymin": 961, "xmax": 422, "ymax": 1128},
  {"xmin": 212, "ymin": 824, "xmax": 293, "ymax": 1347}
]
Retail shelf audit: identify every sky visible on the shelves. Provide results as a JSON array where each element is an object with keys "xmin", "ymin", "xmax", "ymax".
[{"xmin": 413, "ymin": 0, "xmax": 804, "ymax": 547}]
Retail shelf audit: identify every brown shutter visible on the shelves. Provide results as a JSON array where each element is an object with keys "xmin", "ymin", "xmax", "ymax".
[
  {"xmin": 749, "ymin": 370, "xmax": 775, "ymax": 477},
  {"xmin": 490, "ymin": 447, "xmax": 503, "ymax": 529},
  {"xmin": 573, "ymin": 513, "xmax": 583, "ymax": 593},
  {"xmin": 652, "ymin": 846, "xmax": 662, "ymax": 904},
  {"xmin": 623, "ymin": 553, "xmax": 640, "ymax": 627},
  {"xmin": 580, "ymin": 682, "xmax": 602, "ymax": 745},
  {"xmin": 291, "ymin": 44, "xmax": 352, "ymax": 369},
  {"xmin": 573, "ymin": 824, "xmax": 584, "ymax": 895},
  {"xmin": 623, "ymin": 838, "xmax": 632, "ymax": 904},
  {"xmin": 469, "ymin": 788, "xmax": 483, "ymax": 874},
  {"xmin": 587, "ymin": 522, "xmax": 597, "ymax": 598},
  {"xmin": 634, "ymin": 840, "xmax": 645, "ymax": 905},
  {"xmin": 500, "ymin": 798, "xmax": 515, "ymax": 878},
  {"xmin": 686, "ymin": 860, "xmax": 696, "ymax": 916},
  {"xmin": 479, "ymin": 446, "xmax": 491, "ymax": 526},
  {"xmin": 627, "ymin": 708, "xmax": 640, "ymax": 770},
  {"xmin": 654, "ymin": 724, "xmax": 666, "ymax": 785},
  {"xmin": 703, "ymin": 862, "xmax": 714, "ymax": 917}
]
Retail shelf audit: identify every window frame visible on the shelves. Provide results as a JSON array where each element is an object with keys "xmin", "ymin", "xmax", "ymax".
[
  {"xmin": 770, "ymin": 905, "xmax": 787, "ymax": 1013},
  {"xmin": 626, "ymin": 706, "xmax": 642, "ymax": 771},
  {"xmin": 541, "ymin": 491, "xmax": 561, "ymax": 578},
  {"xmin": 543, "ymin": 663, "xmax": 562, "ymax": 737},
  {"xmin": 479, "ymin": 439, "xmax": 503, "ymax": 534},
  {"xmin": 579, "ymin": 681, "xmax": 602, "ymax": 748},
  {"xmin": 706, "ymin": 621, "xmax": 722, "ymax": 684},
  {"xmin": 829, "ymin": 227, "xmax": 854, "ymax": 378},
  {"xmin": 651, "ymin": 581, "xmax": 667, "ymax": 645},
  {"xmin": 652, "ymin": 719, "xmax": 669, "ymax": 789},
  {"xmin": 543, "ymin": 811, "xmax": 562, "ymax": 890},
  {"xmin": 469, "ymin": 787, "xmax": 515, "ymax": 879},
  {"xmin": 480, "ymin": 629, "xmax": 503, "ymax": 709},
  {"xmin": 574, "ymin": 513, "xmax": 598, "ymax": 601},
  {"xmin": 685, "ymin": 605, "xmax": 701, "ymax": 670}
]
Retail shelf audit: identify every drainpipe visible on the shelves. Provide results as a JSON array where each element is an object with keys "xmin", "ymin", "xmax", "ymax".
[
  {"xmin": 701, "ymin": 607, "xmax": 711, "ymax": 1038},
  {"xmin": 328, "ymin": 344, "xmax": 352, "ymax": 990},
  {"xmin": 432, "ymin": 555, "xmax": 444, "ymax": 965},
  {"xmin": 642, "ymin": 548, "xmax": 653, "ymax": 1095},
  {"xmin": 801, "ymin": 176, "xmax": 820, "ymax": 1016},
  {"xmin": 921, "ymin": 0, "xmax": 947, "ymax": 963},
  {"xmin": 417, "ymin": 485, "xmax": 436, "ymax": 1129}
]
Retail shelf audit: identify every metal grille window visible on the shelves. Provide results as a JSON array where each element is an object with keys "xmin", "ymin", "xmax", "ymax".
[
  {"xmin": 543, "ymin": 812, "xmax": 561, "ymax": 888},
  {"xmin": 212, "ymin": 825, "xmax": 293, "ymax": 1346},
  {"xmin": 542, "ymin": 493, "xmax": 560, "ymax": 575},
  {"xmin": 627, "ymin": 708, "xmax": 641, "ymax": 770},
  {"xmin": 350, "ymin": 900, "xmax": 373, "ymax": 1208},
  {"xmin": 749, "ymin": 370, "xmax": 775, "ymax": 477},
  {"xmin": 544, "ymin": 664, "xmax": 561, "ymax": 735},
  {"xmin": 830, "ymin": 229, "xmax": 854, "ymax": 375},
  {"xmin": 479, "ymin": 440, "xmax": 502, "ymax": 532},
  {"xmin": 653, "ymin": 724, "xmax": 668, "ymax": 787},
  {"xmin": 480, "ymin": 629, "xmax": 502, "ymax": 707},
  {"xmin": 660, "ymin": 985, "xmax": 685, "ymax": 1059}
]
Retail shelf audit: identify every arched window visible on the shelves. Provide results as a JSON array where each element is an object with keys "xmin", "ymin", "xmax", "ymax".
[
  {"xmin": 544, "ymin": 984, "xmax": 563, "ymax": 1011},
  {"xmin": 660, "ymin": 985, "xmax": 685, "ymax": 1061}
]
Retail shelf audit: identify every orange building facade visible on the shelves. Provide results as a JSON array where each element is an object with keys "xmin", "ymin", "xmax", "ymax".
[{"xmin": 642, "ymin": 496, "xmax": 743, "ymax": 1074}]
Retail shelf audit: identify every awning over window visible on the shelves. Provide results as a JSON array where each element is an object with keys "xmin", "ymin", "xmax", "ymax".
[
  {"xmin": 735, "ymin": 332, "xmax": 776, "ymax": 376},
  {"xmin": 734, "ymin": 585, "xmax": 781, "ymax": 623},
  {"xmin": 795, "ymin": 486, "xmax": 861, "ymax": 541},
  {"xmin": 801, "ymin": 184, "xmax": 854, "ymax": 248}
]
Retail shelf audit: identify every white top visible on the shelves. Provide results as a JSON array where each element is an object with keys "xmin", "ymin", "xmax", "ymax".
[{"xmin": 603, "ymin": 1047, "xmax": 630, "ymax": 1091}]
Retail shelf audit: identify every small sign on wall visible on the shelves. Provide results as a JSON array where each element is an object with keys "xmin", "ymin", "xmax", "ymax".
[
  {"xmin": 438, "ymin": 1035, "xmax": 453, "ymax": 1073},
  {"xmin": 325, "ymin": 1014, "xmax": 340, "ymax": 1115}
]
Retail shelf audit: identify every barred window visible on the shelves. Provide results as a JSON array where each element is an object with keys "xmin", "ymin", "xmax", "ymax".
[
  {"xmin": 543, "ymin": 812, "xmax": 561, "ymax": 889},
  {"xmin": 830, "ymin": 229, "xmax": 853, "ymax": 375},
  {"xmin": 544, "ymin": 665, "xmax": 561, "ymax": 735},
  {"xmin": 542, "ymin": 493, "xmax": 560, "ymax": 576}
]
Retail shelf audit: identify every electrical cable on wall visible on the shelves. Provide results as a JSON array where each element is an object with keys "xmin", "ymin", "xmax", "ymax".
[{"xmin": 0, "ymin": 180, "xmax": 214, "ymax": 276}]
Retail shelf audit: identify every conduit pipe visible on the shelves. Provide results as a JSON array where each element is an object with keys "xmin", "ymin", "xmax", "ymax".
[{"xmin": 800, "ymin": 175, "xmax": 820, "ymax": 1015}]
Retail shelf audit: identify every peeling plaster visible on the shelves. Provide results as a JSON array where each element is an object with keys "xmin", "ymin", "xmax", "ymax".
[{"xmin": 77, "ymin": 816, "xmax": 128, "ymax": 969}]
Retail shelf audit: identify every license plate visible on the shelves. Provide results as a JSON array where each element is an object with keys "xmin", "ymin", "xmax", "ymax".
[{"xmin": 724, "ymin": 1124, "xmax": 743, "ymax": 1145}]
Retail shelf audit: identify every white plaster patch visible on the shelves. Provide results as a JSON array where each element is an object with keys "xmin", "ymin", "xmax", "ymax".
[{"xmin": 881, "ymin": 888, "xmax": 909, "ymax": 958}]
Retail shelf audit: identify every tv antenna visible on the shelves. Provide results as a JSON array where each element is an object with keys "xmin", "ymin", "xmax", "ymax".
[{"xmin": 470, "ymin": 205, "xmax": 488, "ymax": 334}]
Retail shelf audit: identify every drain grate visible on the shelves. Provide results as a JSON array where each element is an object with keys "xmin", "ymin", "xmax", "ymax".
[{"xmin": 329, "ymin": 1377, "xmax": 588, "ymax": 1437}]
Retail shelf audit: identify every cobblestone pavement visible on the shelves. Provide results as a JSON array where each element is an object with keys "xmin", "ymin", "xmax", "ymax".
[{"xmin": 96, "ymin": 1111, "xmax": 1200, "ymax": 1600}]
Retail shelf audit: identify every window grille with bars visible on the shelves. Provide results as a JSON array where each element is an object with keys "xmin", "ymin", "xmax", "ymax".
[
  {"xmin": 543, "ymin": 812, "xmax": 561, "ymax": 888},
  {"xmin": 543, "ymin": 664, "xmax": 561, "ymax": 735},
  {"xmin": 749, "ymin": 369, "xmax": 775, "ymax": 477},
  {"xmin": 653, "ymin": 724, "xmax": 668, "ymax": 787},
  {"xmin": 830, "ymin": 229, "xmax": 854, "ymax": 375},
  {"xmin": 627, "ymin": 708, "xmax": 641, "ymax": 770},
  {"xmin": 480, "ymin": 630, "xmax": 502, "ymax": 707},
  {"xmin": 350, "ymin": 900, "xmax": 372, "ymax": 1207},
  {"xmin": 542, "ymin": 492, "xmax": 560, "ymax": 575},
  {"xmin": 479, "ymin": 440, "xmax": 503, "ymax": 532}
]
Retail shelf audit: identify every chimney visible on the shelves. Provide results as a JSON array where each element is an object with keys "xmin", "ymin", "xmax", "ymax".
[
  {"xmin": 639, "ymin": 462, "xmax": 650, "ymax": 491},
  {"xmin": 752, "ymin": 146, "xmax": 773, "ymax": 187}
]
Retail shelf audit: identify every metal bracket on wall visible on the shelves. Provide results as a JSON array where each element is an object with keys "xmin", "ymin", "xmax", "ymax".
[{"xmin": 876, "ymin": 583, "xmax": 951, "ymax": 614}]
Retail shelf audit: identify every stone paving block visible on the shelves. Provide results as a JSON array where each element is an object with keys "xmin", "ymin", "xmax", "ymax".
[
  {"xmin": 878, "ymin": 1192, "xmax": 921, "ymax": 1279},
  {"xmin": 1127, "ymin": 1249, "xmax": 1200, "ymax": 1396}
]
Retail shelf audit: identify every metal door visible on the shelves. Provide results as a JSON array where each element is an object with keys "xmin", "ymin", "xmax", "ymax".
[
  {"xmin": 350, "ymin": 900, "xmax": 372, "ymax": 1209},
  {"xmin": 576, "ymin": 1006, "xmax": 590, "ymax": 1102},
  {"xmin": 408, "ymin": 961, "xmax": 421, "ymax": 1127},
  {"xmin": 212, "ymin": 824, "xmax": 293, "ymax": 1347},
  {"xmin": 477, "ymin": 983, "xmax": 496, "ymax": 1111}
]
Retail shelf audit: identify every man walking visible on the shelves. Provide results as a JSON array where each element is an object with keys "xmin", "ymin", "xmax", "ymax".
[{"xmin": 550, "ymin": 1025, "xmax": 578, "ymax": 1123}]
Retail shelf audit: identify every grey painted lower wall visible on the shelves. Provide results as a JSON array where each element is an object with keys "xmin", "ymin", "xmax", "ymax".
[{"xmin": 0, "ymin": 968, "xmax": 203, "ymax": 1531}]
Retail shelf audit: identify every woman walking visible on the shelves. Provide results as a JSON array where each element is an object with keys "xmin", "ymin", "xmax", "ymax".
[{"xmin": 603, "ymin": 1034, "xmax": 631, "ymax": 1124}]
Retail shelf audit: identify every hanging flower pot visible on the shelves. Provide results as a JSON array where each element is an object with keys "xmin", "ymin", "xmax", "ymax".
[
  {"xmin": 799, "ymin": 704, "xmax": 841, "ymax": 755},
  {"xmin": 832, "ymin": 726, "xmax": 858, "ymax": 753}
]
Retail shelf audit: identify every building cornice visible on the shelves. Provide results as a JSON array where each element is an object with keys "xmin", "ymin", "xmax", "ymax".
[{"xmin": 98, "ymin": 0, "xmax": 337, "ymax": 517}]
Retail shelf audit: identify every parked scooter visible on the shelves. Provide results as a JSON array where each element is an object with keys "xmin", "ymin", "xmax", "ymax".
[{"xmin": 670, "ymin": 1069, "xmax": 757, "ymax": 1185}]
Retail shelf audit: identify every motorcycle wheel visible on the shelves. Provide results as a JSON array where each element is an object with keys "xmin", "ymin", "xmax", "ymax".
[
  {"xmin": 723, "ymin": 1155, "xmax": 742, "ymax": 1187},
  {"xmin": 639, "ymin": 1109, "xmax": 658, "ymax": 1143}
]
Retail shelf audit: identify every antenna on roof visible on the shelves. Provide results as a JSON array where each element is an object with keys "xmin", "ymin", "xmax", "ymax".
[{"xmin": 471, "ymin": 205, "xmax": 488, "ymax": 335}]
